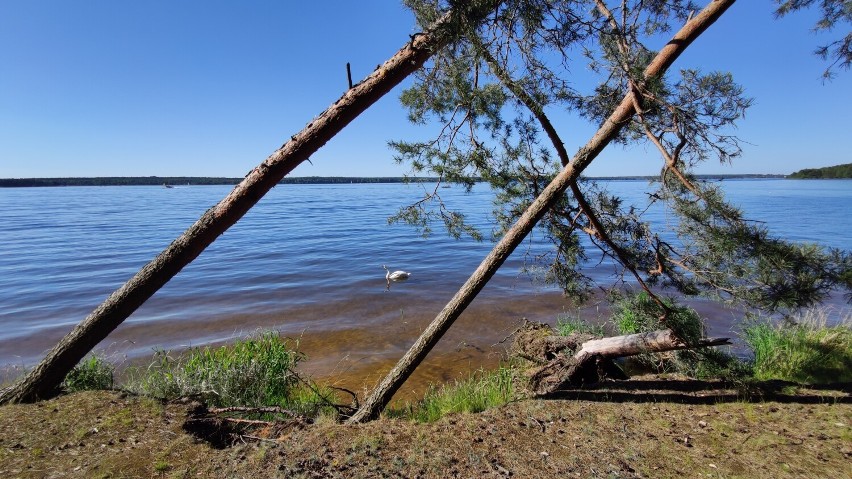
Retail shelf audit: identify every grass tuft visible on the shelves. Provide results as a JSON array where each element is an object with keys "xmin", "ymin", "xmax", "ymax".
[
  {"xmin": 744, "ymin": 309, "xmax": 852, "ymax": 384},
  {"xmin": 554, "ymin": 315, "xmax": 604, "ymax": 337},
  {"xmin": 397, "ymin": 366, "xmax": 518, "ymax": 423},
  {"xmin": 125, "ymin": 331, "xmax": 337, "ymax": 416},
  {"xmin": 63, "ymin": 354, "xmax": 114, "ymax": 392}
]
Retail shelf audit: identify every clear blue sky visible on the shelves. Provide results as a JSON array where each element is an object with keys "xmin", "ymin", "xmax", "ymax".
[{"xmin": 1, "ymin": 1, "xmax": 849, "ymax": 179}]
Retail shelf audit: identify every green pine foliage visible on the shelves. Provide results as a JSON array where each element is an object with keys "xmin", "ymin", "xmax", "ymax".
[
  {"xmin": 774, "ymin": 0, "xmax": 852, "ymax": 80},
  {"xmin": 390, "ymin": 0, "xmax": 850, "ymax": 319},
  {"xmin": 659, "ymin": 177, "xmax": 851, "ymax": 311}
]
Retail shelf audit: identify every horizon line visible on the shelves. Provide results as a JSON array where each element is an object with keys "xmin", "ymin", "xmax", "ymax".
[{"xmin": 0, "ymin": 173, "xmax": 789, "ymax": 181}]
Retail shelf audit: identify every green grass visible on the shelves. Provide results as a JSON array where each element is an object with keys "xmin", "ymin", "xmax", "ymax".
[
  {"xmin": 48, "ymin": 304, "xmax": 848, "ymax": 429},
  {"xmin": 153, "ymin": 458, "xmax": 171, "ymax": 473},
  {"xmin": 125, "ymin": 331, "xmax": 337, "ymax": 416},
  {"xmin": 62, "ymin": 354, "xmax": 114, "ymax": 392},
  {"xmin": 554, "ymin": 315, "xmax": 604, "ymax": 337},
  {"xmin": 744, "ymin": 310, "xmax": 852, "ymax": 384},
  {"xmin": 666, "ymin": 347, "xmax": 753, "ymax": 381},
  {"xmin": 396, "ymin": 366, "xmax": 518, "ymax": 423},
  {"xmin": 54, "ymin": 331, "xmax": 519, "ymax": 424}
]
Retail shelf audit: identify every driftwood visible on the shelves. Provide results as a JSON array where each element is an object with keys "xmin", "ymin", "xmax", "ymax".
[{"xmin": 513, "ymin": 322, "xmax": 731, "ymax": 396}]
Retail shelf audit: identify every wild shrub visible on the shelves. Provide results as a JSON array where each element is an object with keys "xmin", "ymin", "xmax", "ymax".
[{"xmin": 127, "ymin": 331, "xmax": 335, "ymax": 415}]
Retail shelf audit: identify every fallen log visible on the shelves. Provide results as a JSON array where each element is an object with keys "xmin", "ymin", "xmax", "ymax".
[
  {"xmin": 575, "ymin": 330, "xmax": 731, "ymax": 361},
  {"xmin": 514, "ymin": 323, "xmax": 731, "ymax": 396}
]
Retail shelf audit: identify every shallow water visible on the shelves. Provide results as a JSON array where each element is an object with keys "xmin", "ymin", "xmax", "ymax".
[{"xmin": 1, "ymin": 179, "xmax": 849, "ymax": 395}]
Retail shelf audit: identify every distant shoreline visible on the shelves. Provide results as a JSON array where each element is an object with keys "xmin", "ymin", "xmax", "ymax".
[{"xmin": 0, "ymin": 174, "xmax": 788, "ymax": 187}]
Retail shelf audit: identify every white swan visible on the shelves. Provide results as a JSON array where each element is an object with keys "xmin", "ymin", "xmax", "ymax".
[{"xmin": 383, "ymin": 265, "xmax": 411, "ymax": 290}]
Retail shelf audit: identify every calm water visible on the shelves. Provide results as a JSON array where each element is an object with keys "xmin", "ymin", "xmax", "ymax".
[{"xmin": 1, "ymin": 179, "xmax": 849, "ymax": 393}]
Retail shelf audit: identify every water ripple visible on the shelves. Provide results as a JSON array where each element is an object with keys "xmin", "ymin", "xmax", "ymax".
[{"xmin": 1, "ymin": 180, "xmax": 849, "ymax": 367}]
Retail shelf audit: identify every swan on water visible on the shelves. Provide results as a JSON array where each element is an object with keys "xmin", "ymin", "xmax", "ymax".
[{"xmin": 383, "ymin": 265, "xmax": 411, "ymax": 290}]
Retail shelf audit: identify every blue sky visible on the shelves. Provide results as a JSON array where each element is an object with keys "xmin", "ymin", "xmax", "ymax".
[{"xmin": 1, "ymin": 1, "xmax": 849, "ymax": 179}]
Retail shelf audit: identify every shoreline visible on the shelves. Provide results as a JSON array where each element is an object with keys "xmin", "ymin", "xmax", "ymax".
[{"xmin": 4, "ymin": 287, "xmax": 849, "ymax": 399}]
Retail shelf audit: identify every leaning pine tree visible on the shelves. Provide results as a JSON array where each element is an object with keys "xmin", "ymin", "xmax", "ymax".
[
  {"xmin": 349, "ymin": 0, "xmax": 851, "ymax": 421},
  {"xmin": 0, "ymin": 1, "xmax": 502, "ymax": 405}
]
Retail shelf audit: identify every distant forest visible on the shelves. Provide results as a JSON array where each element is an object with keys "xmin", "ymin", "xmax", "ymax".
[
  {"xmin": 0, "ymin": 174, "xmax": 786, "ymax": 187},
  {"xmin": 788, "ymin": 163, "xmax": 852, "ymax": 179},
  {"xmin": 0, "ymin": 176, "xmax": 433, "ymax": 187}
]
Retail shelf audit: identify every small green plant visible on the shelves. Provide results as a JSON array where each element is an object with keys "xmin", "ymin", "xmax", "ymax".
[
  {"xmin": 62, "ymin": 354, "xmax": 114, "ymax": 392},
  {"xmin": 153, "ymin": 459, "xmax": 171, "ymax": 473},
  {"xmin": 744, "ymin": 310, "xmax": 852, "ymax": 384},
  {"xmin": 400, "ymin": 366, "xmax": 518, "ymax": 423}
]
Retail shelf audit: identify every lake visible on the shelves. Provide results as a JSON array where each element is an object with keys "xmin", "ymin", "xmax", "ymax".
[{"xmin": 1, "ymin": 179, "xmax": 849, "ymax": 395}]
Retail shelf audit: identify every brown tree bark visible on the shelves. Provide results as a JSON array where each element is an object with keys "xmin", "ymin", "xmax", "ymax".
[
  {"xmin": 0, "ymin": 7, "xmax": 490, "ymax": 405},
  {"xmin": 347, "ymin": 0, "xmax": 736, "ymax": 424}
]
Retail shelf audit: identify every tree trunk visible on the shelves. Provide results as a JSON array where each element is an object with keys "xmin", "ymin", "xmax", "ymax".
[
  {"xmin": 0, "ymin": 7, "xmax": 487, "ymax": 405},
  {"xmin": 347, "ymin": 0, "xmax": 736, "ymax": 423},
  {"xmin": 523, "ymin": 327, "xmax": 731, "ymax": 396},
  {"xmin": 575, "ymin": 330, "xmax": 731, "ymax": 360}
]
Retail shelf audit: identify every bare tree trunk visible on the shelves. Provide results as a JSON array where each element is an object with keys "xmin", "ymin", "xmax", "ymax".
[
  {"xmin": 575, "ymin": 330, "xmax": 730, "ymax": 360},
  {"xmin": 0, "ymin": 8, "xmax": 485, "ymax": 405},
  {"xmin": 347, "ymin": 0, "xmax": 736, "ymax": 423}
]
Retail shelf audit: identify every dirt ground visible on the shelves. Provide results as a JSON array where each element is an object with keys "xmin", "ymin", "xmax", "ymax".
[{"xmin": 1, "ymin": 379, "xmax": 850, "ymax": 478}]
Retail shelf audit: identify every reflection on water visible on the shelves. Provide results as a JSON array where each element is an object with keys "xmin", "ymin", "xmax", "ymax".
[{"xmin": 0, "ymin": 180, "xmax": 850, "ymax": 396}]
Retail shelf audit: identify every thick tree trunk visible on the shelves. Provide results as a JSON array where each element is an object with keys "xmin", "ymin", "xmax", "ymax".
[
  {"xmin": 0, "ymin": 7, "xmax": 487, "ymax": 405},
  {"xmin": 348, "ymin": 0, "xmax": 736, "ymax": 423},
  {"xmin": 523, "ymin": 328, "xmax": 731, "ymax": 396}
]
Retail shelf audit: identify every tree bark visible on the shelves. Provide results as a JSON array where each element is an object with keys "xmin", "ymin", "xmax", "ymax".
[
  {"xmin": 0, "ymin": 7, "xmax": 485, "ymax": 405},
  {"xmin": 347, "ymin": 0, "xmax": 736, "ymax": 423}
]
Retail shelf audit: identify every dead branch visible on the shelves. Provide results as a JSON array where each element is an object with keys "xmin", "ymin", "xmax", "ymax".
[{"xmin": 208, "ymin": 406, "xmax": 302, "ymax": 417}]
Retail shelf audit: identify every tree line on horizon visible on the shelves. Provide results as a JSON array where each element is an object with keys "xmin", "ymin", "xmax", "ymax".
[
  {"xmin": 0, "ymin": 173, "xmax": 788, "ymax": 187},
  {"xmin": 0, "ymin": 176, "xmax": 430, "ymax": 187},
  {"xmin": 789, "ymin": 163, "xmax": 852, "ymax": 179}
]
